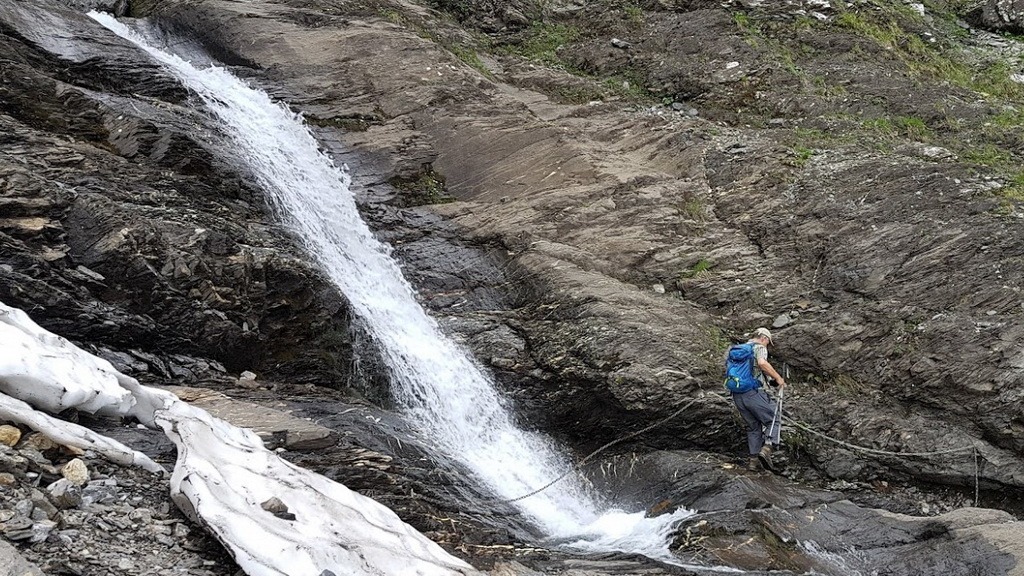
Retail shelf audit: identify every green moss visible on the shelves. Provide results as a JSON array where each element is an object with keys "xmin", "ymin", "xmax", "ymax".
[
  {"xmin": 706, "ymin": 326, "xmax": 731, "ymax": 355},
  {"xmin": 757, "ymin": 524, "xmax": 805, "ymax": 571},
  {"xmin": 733, "ymin": 12, "xmax": 762, "ymax": 47},
  {"xmin": 788, "ymin": 146, "xmax": 814, "ymax": 167},
  {"xmin": 390, "ymin": 170, "xmax": 456, "ymax": 205},
  {"xmin": 679, "ymin": 197, "xmax": 706, "ymax": 221},
  {"xmin": 550, "ymin": 83, "xmax": 605, "ymax": 104},
  {"xmin": 306, "ymin": 114, "xmax": 380, "ymax": 132},
  {"xmin": 996, "ymin": 172, "xmax": 1024, "ymax": 205},
  {"xmin": 378, "ymin": 7, "xmax": 405, "ymax": 25},
  {"xmin": 833, "ymin": 5, "xmax": 1024, "ymax": 101},
  {"xmin": 604, "ymin": 72, "xmax": 655, "ymax": 100},
  {"xmin": 446, "ymin": 44, "xmax": 493, "ymax": 78},
  {"xmin": 990, "ymin": 106, "xmax": 1024, "ymax": 128},
  {"xmin": 861, "ymin": 116, "xmax": 930, "ymax": 141},
  {"xmin": 623, "ymin": 3, "xmax": 643, "ymax": 26},
  {"xmin": 829, "ymin": 373, "xmax": 868, "ymax": 396},
  {"xmin": 681, "ymin": 258, "xmax": 714, "ymax": 279},
  {"xmin": 835, "ymin": 11, "xmax": 902, "ymax": 46},
  {"xmin": 961, "ymin": 144, "xmax": 1014, "ymax": 167},
  {"xmin": 510, "ymin": 22, "xmax": 581, "ymax": 65}
]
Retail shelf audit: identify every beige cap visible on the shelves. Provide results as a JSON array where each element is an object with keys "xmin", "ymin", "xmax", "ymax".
[{"xmin": 754, "ymin": 327, "xmax": 773, "ymax": 344}]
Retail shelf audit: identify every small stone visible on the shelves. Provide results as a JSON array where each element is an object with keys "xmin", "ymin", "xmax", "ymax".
[
  {"xmin": 15, "ymin": 499, "xmax": 34, "ymax": 517},
  {"xmin": 0, "ymin": 448, "xmax": 28, "ymax": 474},
  {"xmin": 118, "ymin": 559, "xmax": 134, "ymax": 570},
  {"xmin": 30, "ymin": 491, "xmax": 57, "ymax": 520},
  {"xmin": 611, "ymin": 37, "xmax": 631, "ymax": 49},
  {"xmin": 62, "ymin": 445, "xmax": 86, "ymax": 457},
  {"xmin": 502, "ymin": 7, "xmax": 529, "ymax": 26},
  {"xmin": 236, "ymin": 378, "xmax": 261, "ymax": 390},
  {"xmin": 489, "ymin": 357, "xmax": 516, "ymax": 369},
  {"xmin": 47, "ymin": 479, "xmax": 83, "ymax": 509},
  {"xmin": 129, "ymin": 508, "xmax": 153, "ymax": 522},
  {"xmin": 0, "ymin": 473, "xmax": 16, "ymax": 486},
  {"xmin": 261, "ymin": 497, "xmax": 288, "ymax": 514},
  {"xmin": 772, "ymin": 313, "xmax": 793, "ymax": 328},
  {"xmin": 82, "ymin": 483, "xmax": 117, "ymax": 506},
  {"xmin": 0, "ymin": 425, "xmax": 21, "ymax": 447},
  {"xmin": 20, "ymin": 449, "xmax": 57, "ymax": 475},
  {"xmin": 239, "ymin": 371, "xmax": 257, "ymax": 381},
  {"xmin": 3, "ymin": 517, "xmax": 34, "ymax": 540},
  {"xmin": 29, "ymin": 520, "xmax": 56, "ymax": 543},
  {"xmin": 261, "ymin": 497, "xmax": 296, "ymax": 521},
  {"xmin": 20, "ymin": 433, "xmax": 59, "ymax": 454},
  {"xmin": 921, "ymin": 146, "xmax": 952, "ymax": 159},
  {"xmin": 652, "ymin": 284, "xmax": 665, "ymax": 294},
  {"xmin": 61, "ymin": 459, "xmax": 89, "ymax": 487}
]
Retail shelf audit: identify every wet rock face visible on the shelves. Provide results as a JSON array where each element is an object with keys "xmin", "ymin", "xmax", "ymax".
[
  {"xmin": 57, "ymin": 0, "xmax": 129, "ymax": 15},
  {"xmin": 99, "ymin": 0, "xmax": 1024, "ymax": 498},
  {"xmin": 5, "ymin": 0, "xmax": 1024, "ymax": 572},
  {"xmin": 0, "ymin": 0, "xmax": 354, "ymax": 385},
  {"xmin": 594, "ymin": 450, "xmax": 1023, "ymax": 575}
]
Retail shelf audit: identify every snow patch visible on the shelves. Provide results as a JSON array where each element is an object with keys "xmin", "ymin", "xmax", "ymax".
[{"xmin": 0, "ymin": 301, "xmax": 477, "ymax": 576}]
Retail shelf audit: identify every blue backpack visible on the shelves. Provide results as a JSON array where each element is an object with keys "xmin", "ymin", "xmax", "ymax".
[{"xmin": 724, "ymin": 343, "xmax": 760, "ymax": 394}]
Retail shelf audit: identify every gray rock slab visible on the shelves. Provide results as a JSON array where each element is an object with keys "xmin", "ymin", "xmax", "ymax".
[
  {"xmin": 0, "ymin": 538, "xmax": 45, "ymax": 576},
  {"xmin": 159, "ymin": 387, "xmax": 335, "ymax": 451}
]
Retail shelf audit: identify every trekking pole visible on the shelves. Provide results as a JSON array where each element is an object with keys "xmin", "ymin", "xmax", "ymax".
[{"xmin": 766, "ymin": 386, "xmax": 783, "ymax": 446}]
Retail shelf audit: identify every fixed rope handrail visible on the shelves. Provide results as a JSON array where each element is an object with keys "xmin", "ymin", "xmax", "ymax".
[
  {"xmin": 494, "ymin": 396, "xmax": 704, "ymax": 503},
  {"xmin": 491, "ymin": 390, "xmax": 982, "ymax": 505},
  {"xmin": 709, "ymin": 390, "xmax": 981, "ymax": 505}
]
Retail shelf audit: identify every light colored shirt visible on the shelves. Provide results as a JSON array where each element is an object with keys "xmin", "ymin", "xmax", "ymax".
[{"xmin": 747, "ymin": 340, "xmax": 768, "ymax": 385}]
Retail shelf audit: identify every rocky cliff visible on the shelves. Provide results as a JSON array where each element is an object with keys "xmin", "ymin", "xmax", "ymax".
[{"xmin": 3, "ymin": 0, "xmax": 1024, "ymax": 574}]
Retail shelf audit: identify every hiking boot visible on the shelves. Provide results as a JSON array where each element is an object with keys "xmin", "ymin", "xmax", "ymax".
[
  {"xmin": 747, "ymin": 457, "xmax": 760, "ymax": 472},
  {"xmin": 758, "ymin": 444, "xmax": 776, "ymax": 472}
]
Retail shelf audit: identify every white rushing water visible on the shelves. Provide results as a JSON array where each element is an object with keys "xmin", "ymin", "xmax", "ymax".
[{"xmin": 91, "ymin": 12, "xmax": 692, "ymax": 563}]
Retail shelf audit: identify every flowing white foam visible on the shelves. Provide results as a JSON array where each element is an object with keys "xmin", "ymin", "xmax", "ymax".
[{"xmin": 90, "ymin": 12, "xmax": 692, "ymax": 562}]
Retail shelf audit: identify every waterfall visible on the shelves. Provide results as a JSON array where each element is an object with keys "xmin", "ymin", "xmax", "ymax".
[{"xmin": 90, "ymin": 12, "xmax": 692, "ymax": 563}]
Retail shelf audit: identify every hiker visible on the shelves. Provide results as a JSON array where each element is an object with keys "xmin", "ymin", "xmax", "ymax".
[{"xmin": 724, "ymin": 327, "xmax": 786, "ymax": 471}]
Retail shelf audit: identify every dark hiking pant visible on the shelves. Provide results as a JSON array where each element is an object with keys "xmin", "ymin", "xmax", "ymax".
[{"xmin": 732, "ymin": 388, "xmax": 780, "ymax": 455}]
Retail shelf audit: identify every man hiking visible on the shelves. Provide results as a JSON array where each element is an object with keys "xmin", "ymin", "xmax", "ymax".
[{"xmin": 724, "ymin": 327, "xmax": 786, "ymax": 472}]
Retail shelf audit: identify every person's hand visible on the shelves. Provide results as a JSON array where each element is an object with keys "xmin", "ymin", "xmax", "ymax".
[{"xmin": 776, "ymin": 377, "xmax": 786, "ymax": 388}]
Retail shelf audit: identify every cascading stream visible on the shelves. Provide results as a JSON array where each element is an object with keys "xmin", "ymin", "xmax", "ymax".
[{"xmin": 91, "ymin": 12, "xmax": 692, "ymax": 563}]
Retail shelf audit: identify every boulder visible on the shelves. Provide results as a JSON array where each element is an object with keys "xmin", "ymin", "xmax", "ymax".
[
  {"xmin": 60, "ymin": 458, "xmax": 90, "ymax": 487},
  {"xmin": 0, "ymin": 425, "xmax": 21, "ymax": 447},
  {"xmin": 0, "ymin": 539, "xmax": 45, "ymax": 576},
  {"xmin": 963, "ymin": 0, "xmax": 1024, "ymax": 33},
  {"xmin": 161, "ymin": 386, "xmax": 336, "ymax": 450}
]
